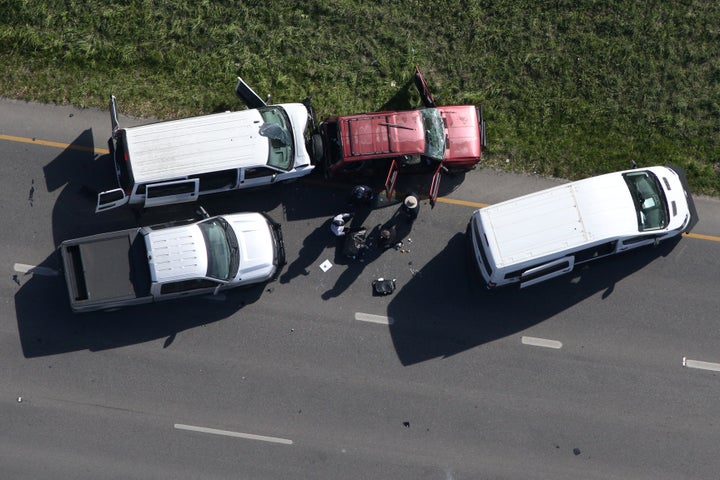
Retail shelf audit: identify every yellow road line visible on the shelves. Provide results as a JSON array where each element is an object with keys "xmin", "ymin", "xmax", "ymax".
[
  {"xmin": 0, "ymin": 133, "xmax": 109, "ymax": 155},
  {"xmin": 436, "ymin": 197, "xmax": 489, "ymax": 208},
  {"xmin": 685, "ymin": 232, "xmax": 720, "ymax": 242},
  {"xmin": 3, "ymin": 132, "xmax": 720, "ymax": 243}
]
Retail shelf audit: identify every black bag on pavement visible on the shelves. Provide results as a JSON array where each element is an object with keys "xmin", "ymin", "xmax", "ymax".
[{"xmin": 372, "ymin": 278, "xmax": 396, "ymax": 295}]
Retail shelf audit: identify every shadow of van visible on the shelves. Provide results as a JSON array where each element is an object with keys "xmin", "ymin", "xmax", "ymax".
[
  {"xmin": 387, "ymin": 232, "xmax": 681, "ymax": 366},
  {"xmin": 16, "ymin": 129, "xmax": 277, "ymax": 358}
]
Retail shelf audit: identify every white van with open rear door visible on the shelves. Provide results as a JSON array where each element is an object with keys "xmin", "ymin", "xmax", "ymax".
[
  {"xmin": 96, "ymin": 77, "xmax": 322, "ymax": 213},
  {"xmin": 468, "ymin": 165, "xmax": 698, "ymax": 289}
]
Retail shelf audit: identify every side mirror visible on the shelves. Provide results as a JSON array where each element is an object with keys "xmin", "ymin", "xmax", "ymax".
[{"xmin": 196, "ymin": 206, "xmax": 210, "ymax": 219}]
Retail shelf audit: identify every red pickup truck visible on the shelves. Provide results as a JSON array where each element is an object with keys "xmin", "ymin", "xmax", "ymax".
[{"xmin": 319, "ymin": 67, "xmax": 487, "ymax": 205}]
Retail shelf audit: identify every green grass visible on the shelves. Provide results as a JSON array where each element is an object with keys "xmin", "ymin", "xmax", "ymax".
[{"xmin": 1, "ymin": 0, "xmax": 719, "ymax": 194}]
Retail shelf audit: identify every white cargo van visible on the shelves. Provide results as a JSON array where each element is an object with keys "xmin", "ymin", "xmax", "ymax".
[
  {"xmin": 468, "ymin": 165, "xmax": 698, "ymax": 289},
  {"xmin": 96, "ymin": 78, "xmax": 321, "ymax": 213}
]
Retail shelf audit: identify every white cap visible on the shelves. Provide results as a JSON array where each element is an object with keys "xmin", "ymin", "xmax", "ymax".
[{"xmin": 404, "ymin": 196, "xmax": 418, "ymax": 209}]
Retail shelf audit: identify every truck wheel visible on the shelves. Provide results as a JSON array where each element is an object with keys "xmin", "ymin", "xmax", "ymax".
[{"xmin": 310, "ymin": 133, "xmax": 323, "ymax": 165}]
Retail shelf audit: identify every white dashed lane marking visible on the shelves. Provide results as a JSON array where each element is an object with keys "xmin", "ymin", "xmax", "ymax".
[
  {"xmin": 174, "ymin": 424, "xmax": 293, "ymax": 445},
  {"xmin": 521, "ymin": 336, "xmax": 563, "ymax": 349},
  {"xmin": 682, "ymin": 357, "xmax": 720, "ymax": 372},
  {"xmin": 355, "ymin": 312, "xmax": 394, "ymax": 325}
]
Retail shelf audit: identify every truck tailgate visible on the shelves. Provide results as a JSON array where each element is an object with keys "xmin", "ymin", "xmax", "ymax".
[{"xmin": 61, "ymin": 229, "xmax": 151, "ymax": 311}]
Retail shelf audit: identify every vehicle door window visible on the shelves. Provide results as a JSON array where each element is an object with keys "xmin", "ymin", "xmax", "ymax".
[
  {"xmin": 146, "ymin": 180, "xmax": 196, "ymax": 198},
  {"xmin": 160, "ymin": 278, "xmax": 218, "ymax": 294},
  {"xmin": 574, "ymin": 241, "xmax": 617, "ymax": 263},
  {"xmin": 243, "ymin": 167, "xmax": 277, "ymax": 180},
  {"xmin": 198, "ymin": 169, "xmax": 238, "ymax": 192}
]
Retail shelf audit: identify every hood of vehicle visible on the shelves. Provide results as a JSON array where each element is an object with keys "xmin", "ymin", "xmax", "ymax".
[
  {"xmin": 278, "ymin": 103, "xmax": 313, "ymax": 169},
  {"xmin": 224, "ymin": 213, "xmax": 276, "ymax": 281},
  {"xmin": 438, "ymin": 105, "xmax": 482, "ymax": 163},
  {"xmin": 145, "ymin": 225, "xmax": 208, "ymax": 283},
  {"xmin": 340, "ymin": 111, "xmax": 425, "ymax": 160}
]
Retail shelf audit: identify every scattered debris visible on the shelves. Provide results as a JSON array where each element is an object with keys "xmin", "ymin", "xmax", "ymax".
[
  {"xmin": 573, "ymin": 448, "xmax": 581, "ymax": 456},
  {"xmin": 319, "ymin": 260, "xmax": 332, "ymax": 272}
]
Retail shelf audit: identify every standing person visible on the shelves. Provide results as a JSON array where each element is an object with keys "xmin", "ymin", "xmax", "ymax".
[
  {"xmin": 330, "ymin": 213, "xmax": 353, "ymax": 236},
  {"xmin": 401, "ymin": 192, "xmax": 420, "ymax": 221}
]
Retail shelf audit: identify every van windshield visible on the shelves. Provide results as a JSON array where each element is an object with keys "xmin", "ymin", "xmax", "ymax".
[
  {"xmin": 198, "ymin": 217, "xmax": 240, "ymax": 281},
  {"xmin": 259, "ymin": 106, "xmax": 294, "ymax": 171},
  {"xmin": 622, "ymin": 170, "xmax": 669, "ymax": 231}
]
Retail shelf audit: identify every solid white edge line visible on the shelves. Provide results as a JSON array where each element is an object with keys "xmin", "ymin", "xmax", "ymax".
[
  {"xmin": 521, "ymin": 336, "xmax": 563, "ymax": 349},
  {"xmin": 174, "ymin": 424, "xmax": 293, "ymax": 445},
  {"xmin": 355, "ymin": 312, "xmax": 394, "ymax": 325},
  {"xmin": 682, "ymin": 357, "xmax": 720, "ymax": 372}
]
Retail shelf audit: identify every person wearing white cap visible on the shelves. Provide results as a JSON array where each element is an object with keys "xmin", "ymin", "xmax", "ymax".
[
  {"xmin": 402, "ymin": 192, "xmax": 420, "ymax": 220},
  {"xmin": 330, "ymin": 212, "xmax": 353, "ymax": 236}
]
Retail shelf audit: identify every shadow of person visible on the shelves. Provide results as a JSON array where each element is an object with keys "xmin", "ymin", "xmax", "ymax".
[
  {"xmin": 321, "ymin": 225, "xmax": 387, "ymax": 300},
  {"xmin": 280, "ymin": 218, "xmax": 336, "ymax": 284},
  {"xmin": 387, "ymin": 233, "xmax": 682, "ymax": 366}
]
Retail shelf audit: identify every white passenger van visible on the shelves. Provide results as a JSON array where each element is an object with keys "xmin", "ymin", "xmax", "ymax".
[
  {"xmin": 468, "ymin": 165, "xmax": 698, "ymax": 289},
  {"xmin": 96, "ymin": 78, "xmax": 321, "ymax": 213}
]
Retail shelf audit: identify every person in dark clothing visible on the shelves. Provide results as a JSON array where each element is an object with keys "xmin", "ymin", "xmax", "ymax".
[
  {"xmin": 377, "ymin": 224, "xmax": 398, "ymax": 249},
  {"xmin": 401, "ymin": 192, "xmax": 420, "ymax": 220}
]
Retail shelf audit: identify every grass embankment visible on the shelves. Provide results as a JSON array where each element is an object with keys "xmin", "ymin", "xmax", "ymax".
[{"xmin": 1, "ymin": 1, "xmax": 718, "ymax": 194}]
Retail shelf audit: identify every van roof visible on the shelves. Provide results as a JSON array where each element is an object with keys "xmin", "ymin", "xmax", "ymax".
[
  {"xmin": 123, "ymin": 106, "xmax": 297, "ymax": 184},
  {"xmin": 480, "ymin": 171, "xmax": 638, "ymax": 268}
]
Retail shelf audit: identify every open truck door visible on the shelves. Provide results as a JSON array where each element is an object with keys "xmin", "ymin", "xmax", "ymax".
[
  {"xmin": 413, "ymin": 66, "xmax": 436, "ymax": 108},
  {"xmin": 96, "ymin": 188, "xmax": 129, "ymax": 213},
  {"xmin": 235, "ymin": 76, "xmax": 267, "ymax": 109},
  {"xmin": 109, "ymin": 95, "xmax": 120, "ymax": 134},
  {"xmin": 384, "ymin": 159, "xmax": 399, "ymax": 201},
  {"xmin": 428, "ymin": 162, "xmax": 444, "ymax": 207}
]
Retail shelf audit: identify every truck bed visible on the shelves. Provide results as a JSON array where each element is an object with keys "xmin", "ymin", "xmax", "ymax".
[{"xmin": 61, "ymin": 228, "xmax": 151, "ymax": 311}]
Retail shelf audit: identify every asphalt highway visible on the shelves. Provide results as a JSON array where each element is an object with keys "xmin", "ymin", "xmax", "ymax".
[{"xmin": 1, "ymin": 97, "xmax": 719, "ymax": 479}]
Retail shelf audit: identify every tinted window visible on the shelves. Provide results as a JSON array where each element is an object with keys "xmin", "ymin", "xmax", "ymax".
[
  {"xmin": 198, "ymin": 169, "xmax": 237, "ymax": 192},
  {"xmin": 574, "ymin": 241, "xmax": 617, "ymax": 263},
  {"xmin": 244, "ymin": 167, "xmax": 277, "ymax": 180},
  {"xmin": 197, "ymin": 217, "xmax": 239, "ymax": 281},
  {"xmin": 160, "ymin": 278, "xmax": 217, "ymax": 294},
  {"xmin": 146, "ymin": 181, "xmax": 196, "ymax": 198}
]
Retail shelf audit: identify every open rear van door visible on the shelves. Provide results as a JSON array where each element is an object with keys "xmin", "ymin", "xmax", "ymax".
[
  {"xmin": 428, "ymin": 163, "xmax": 444, "ymax": 207},
  {"xmin": 413, "ymin": 66, "xmax": 436, "ymax": 108},
  {"xmin": 384, "ymin": 159, "xmax": 399, "ymax": 200},
  {"xmin": 235, "ymin": 76, "xmax": 267, "ymax": 109},
  {"xmin": 96, "ymin": 188, "xmax": 129, "ymax": 213},
  {"xmin": 144, "ymin": 179, "xmax": 200, "ymax": 208}
]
